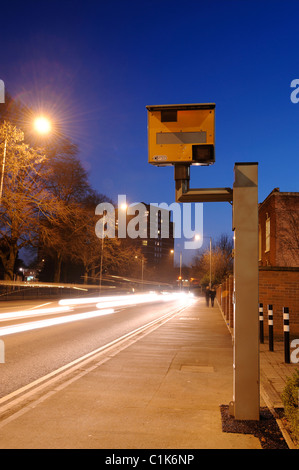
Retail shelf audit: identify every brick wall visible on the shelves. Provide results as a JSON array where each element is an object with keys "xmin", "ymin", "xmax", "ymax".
[
  {"xmin": 217, "ymin": 267, "xmax": 299, "ymax": 339},
  {"xmin": 258, "ymin": 190, "xmax": 299, "ymax": 268},
  {"xmin": 259, "ymin": 267, "xmax": 299, "ymax": 339}
]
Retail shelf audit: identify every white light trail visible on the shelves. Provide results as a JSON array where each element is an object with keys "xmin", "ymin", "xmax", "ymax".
[
  {"xmin": 0, "ymin": 306, "xmax": 71, "ymax": 322},
  {"xmin": 58, "ymin": 296, "xmax": 119, "ymax": 306},
  {"xmin": 0, "ymin": 309, "xmax": 114, "ymax": 337},
  {"xmin": 59, "ymin": 291, "xmax": 193, "ymax": 308},
  {"xmin": 0, "ymin": 291, "xmax": 195, "ymax": 337}
]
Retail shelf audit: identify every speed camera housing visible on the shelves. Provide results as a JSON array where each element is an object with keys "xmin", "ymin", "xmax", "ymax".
[{"xmin": 146, "ymin": 103, "xmax": 215, "ymax": 166}]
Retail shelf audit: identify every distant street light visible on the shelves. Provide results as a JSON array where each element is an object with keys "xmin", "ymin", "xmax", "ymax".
[{"xmin": 120, "ymin": 202, "xmax": 128, "ymax": 211}]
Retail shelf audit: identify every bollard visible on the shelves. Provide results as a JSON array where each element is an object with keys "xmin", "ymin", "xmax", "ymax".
[
  {"xmin": 283, "ymin": 307, "xmax": 290, "ymax": 364},
  {"xmin": 259, "ymin": 303, "xmax": 264, "ymax": 344},
  {"xmin": 268, "ymin": 304, "xmax": 274, "ymax": 351}
]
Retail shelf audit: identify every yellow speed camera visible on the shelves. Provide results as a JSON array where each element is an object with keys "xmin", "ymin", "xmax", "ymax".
[{"xmin": 146, "ymin": 103, "xmax": 215, "ymax": 166}]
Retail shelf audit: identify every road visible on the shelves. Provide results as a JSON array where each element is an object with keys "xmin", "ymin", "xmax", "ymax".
[{"xmin": 0, "ymin": 291, "xmax": 194, "ymax": 400}]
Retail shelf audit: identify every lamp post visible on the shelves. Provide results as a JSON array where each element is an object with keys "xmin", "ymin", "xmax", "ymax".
[
  {"xmin": 0, "ymin": 136, "xmax": 7, "ymax": 203},
  {"xmin": 135, "ymin": 255, "xmax": 144, "ymax": 290},
  {"xmin": 99, "ymin": 224, "xmax": 104, "ymax": 293},
  {"xmin": 195, "ymin": 234, "xmax": 212, "ymax": 288}
]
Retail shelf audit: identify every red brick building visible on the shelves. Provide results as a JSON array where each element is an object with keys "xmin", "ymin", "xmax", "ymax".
[
  {"xmin": 258, "ymin": 188, "xmax": 299, "ymax": 338},
  {"xmin": 258, "ymin": 188, "xmax": 299, "ymax": 268},
  {"xmin": 217, "ymin": 188, "xmax": 299, "ymax": 338}
]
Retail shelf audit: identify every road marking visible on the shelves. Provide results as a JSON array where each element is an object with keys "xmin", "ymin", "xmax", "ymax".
[{"xmin": 29, "ymin": 302, "xmax": 53, "ymax": 310}]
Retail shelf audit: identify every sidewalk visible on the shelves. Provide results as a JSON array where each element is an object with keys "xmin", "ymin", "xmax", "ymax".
[
  {"xmin": 260, "ymin": 341, "xmax": 298, "ymax": 411},
  {"xmin": 0, "ymin": 297, "xmax": 296, "ymax": 449}
]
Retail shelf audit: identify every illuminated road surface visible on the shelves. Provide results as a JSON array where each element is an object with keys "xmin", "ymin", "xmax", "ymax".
[{"xmin": 0, "ymin": 291, "xmax": 194, "ymax": 398}]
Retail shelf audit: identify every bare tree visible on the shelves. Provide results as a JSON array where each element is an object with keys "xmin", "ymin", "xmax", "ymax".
[
  {"xmin": 0, "ymin": 121, "xmax": 67, "ymax": 279},
  {"xmin": 191, "ymin": 234, "xmax": 233, "ymax": 287}
]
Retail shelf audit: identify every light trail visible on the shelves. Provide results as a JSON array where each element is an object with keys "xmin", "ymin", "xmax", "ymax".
[
  {"xmin": 0, "ymin": 309, "xmax": 114, "ymax": 337},
  {"xmin": 0, "ymin": 292, "xmax": 195, "ymax": 337},
  {"xmin": 0, "ymin": 306, "xmax": 71, "ymax": 322},
  {"xmin": 59, "ymin": 291, "xmax": 193, "ymax": 308},
  {"xmin": 95, "ymin": 292, "xmax": 192, "ymax": 309},
  {"xmin": 58, "ymin": 293, "xmax": 158, "ymax": 306}
]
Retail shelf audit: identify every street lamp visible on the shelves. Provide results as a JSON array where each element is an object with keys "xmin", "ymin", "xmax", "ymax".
[{"xmin": 33, "ymin": 116, "xmax": 52, "ymax": 135}]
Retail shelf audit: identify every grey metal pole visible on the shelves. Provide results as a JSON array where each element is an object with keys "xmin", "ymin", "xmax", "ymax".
[{"xmin": 232, "ymin": 162, "xmax": 260, "ymax": 420}]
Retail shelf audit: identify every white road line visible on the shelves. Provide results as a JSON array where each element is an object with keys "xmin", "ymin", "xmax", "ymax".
[{"xmin": 29, "ymin": 302, "xmax": 53, "ymax": 310}]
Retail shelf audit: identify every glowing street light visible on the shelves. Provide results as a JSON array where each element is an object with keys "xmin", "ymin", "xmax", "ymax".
[
  {"xmin": 33, "ymin": 116, "xmax": 52, "ymax": 135},
  {"xmin": 120, "ymin": 202, "xmax": 128, "ymax": 211}
]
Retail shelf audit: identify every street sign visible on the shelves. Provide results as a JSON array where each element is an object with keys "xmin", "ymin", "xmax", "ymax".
[{"xmin": 146, "ymin": 103, "xmax": 215, "ymax": 166}]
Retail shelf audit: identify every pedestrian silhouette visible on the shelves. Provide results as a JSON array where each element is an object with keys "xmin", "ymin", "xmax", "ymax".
[
  {"xmin": 209, "ymin": 287, "xmax": 216, "ymax": 307},
  {"xmin": 205, "ymin": 286, "xmax": 210, "ymax": 307}
]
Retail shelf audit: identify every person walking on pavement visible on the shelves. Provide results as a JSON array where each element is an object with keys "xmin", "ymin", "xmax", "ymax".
[
  {"xmin": 205, "ymin": 286, "xmax": 210, "ymax": 307},
  {"xmin": 209, "ymin": 286, "xmax": 216, "ymax": 307}
]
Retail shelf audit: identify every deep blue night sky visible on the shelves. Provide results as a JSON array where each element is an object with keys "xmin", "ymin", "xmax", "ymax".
[{"xmin": 1, "ymin": 0, "xmax": 299, "ymax": 264}]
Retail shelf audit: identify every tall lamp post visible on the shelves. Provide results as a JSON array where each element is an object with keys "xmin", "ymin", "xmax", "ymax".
[
  {"xmin": 0, "ymin": 137, "xmax": 7, "ymax": 203},
  {"xmin": 135, "ymin": 255, "xmax": 144, "ymax": 290}
]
